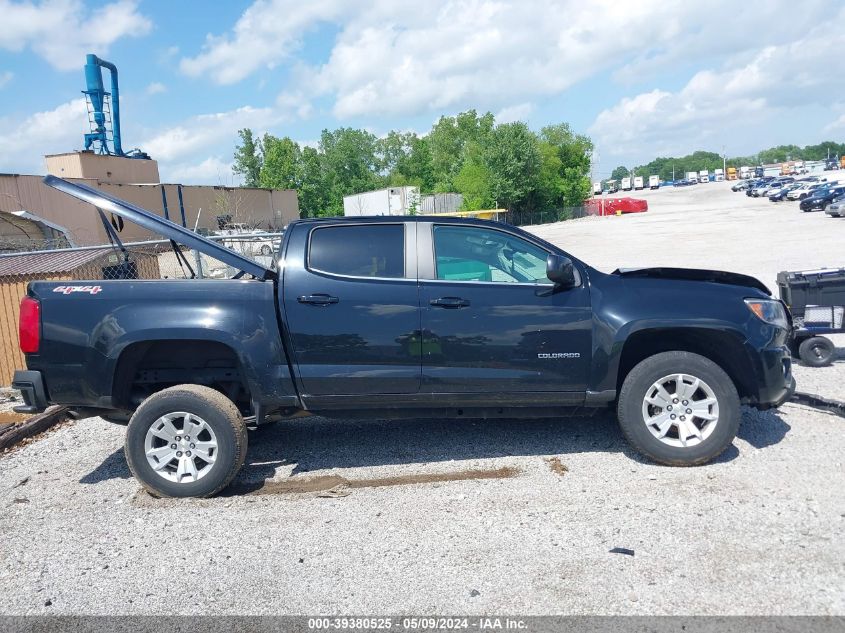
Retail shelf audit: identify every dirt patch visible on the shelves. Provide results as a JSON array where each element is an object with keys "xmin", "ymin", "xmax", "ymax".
[
  {"xmin": 248, "ymin": 466, "xmax": 520, "ymax": 496},
  {"xmin": 0, "ymin": 411, "xmax": 29, "ymax": 425},
  {"xmin": 132, "ymin": 465, "xmax": 521, "ymax": 505},
  {"xmin": 545, "ymin": 457, "xmax": 569, "ymax": 476}
]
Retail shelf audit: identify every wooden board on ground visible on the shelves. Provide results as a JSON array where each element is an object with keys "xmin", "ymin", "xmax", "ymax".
[{"xmin": 0, "ymin": 406, "xmax": 68, "ymax": 451}]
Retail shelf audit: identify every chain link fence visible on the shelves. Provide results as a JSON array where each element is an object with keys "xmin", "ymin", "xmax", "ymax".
[
  {"xmin": 0, "ymin": 233, "xmax": 284, "ymax": 282},
  {"xmin": 0, "ymin": 234, "xmax": 284, "ymax": 385},
  {"xmin": 507, "ymin": 206, "xmax": 589, "ymax": 226}
]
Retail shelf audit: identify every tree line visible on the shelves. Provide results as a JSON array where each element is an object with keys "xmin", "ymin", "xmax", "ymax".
[
  {"xmin": 233, "ymin": 110, "xmax": 593, "ymax": 218},
  {"xmin": 609, "ymin": 141, "xmax": 845, "ymax": 184}
]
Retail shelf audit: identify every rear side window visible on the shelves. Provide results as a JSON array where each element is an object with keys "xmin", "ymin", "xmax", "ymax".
[{"xmin": 309, "ymin": 224, "xmax": 405, "ymax": 278}]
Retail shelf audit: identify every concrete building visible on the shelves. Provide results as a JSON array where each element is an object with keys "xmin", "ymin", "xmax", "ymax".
[
  {"xmin": 0, "ymin": 151, "xmax": 299, "ymax": 249},
  {"xmin": 45, "ymin": 152, "xmax": 161, "ymax": 184}
]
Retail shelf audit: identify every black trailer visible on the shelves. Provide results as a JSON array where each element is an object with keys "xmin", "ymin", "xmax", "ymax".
[{"xmin": 778, "ymin": 268, "xmax": 845, "ymax": 367}]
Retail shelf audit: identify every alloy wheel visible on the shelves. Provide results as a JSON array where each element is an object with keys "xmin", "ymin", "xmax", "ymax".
[
  {"xmin": 641, "ymin": 373, "xmax": 720, "ymax": 448},
  {"xmin": 144, "ymin": 412, "xmax": 219, "ymax": 483}
]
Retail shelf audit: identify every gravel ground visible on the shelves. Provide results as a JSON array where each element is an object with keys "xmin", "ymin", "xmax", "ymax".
[{"xmin": 1, "ymin": 180, "xmax": 843, "ymax": 615}]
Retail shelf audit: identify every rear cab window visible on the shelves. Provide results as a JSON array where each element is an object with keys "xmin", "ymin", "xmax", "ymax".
[{"xmin": 308, "ymin": 224, "xmax": 405, "ymax": 278}]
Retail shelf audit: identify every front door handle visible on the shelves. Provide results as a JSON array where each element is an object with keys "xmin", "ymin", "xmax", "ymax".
[
  {"xmin": 430, "ymin": 296, "xmax": 470, "ymax": 309},
  {"xmin": 297, "ymin": 294, "xmax": 339, "ymax": 306}
]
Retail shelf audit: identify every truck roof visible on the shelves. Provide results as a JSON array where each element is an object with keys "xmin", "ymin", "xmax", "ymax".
[{"xmin": 289, "ymin": 214, "xmax": 512, "ymax": 227}]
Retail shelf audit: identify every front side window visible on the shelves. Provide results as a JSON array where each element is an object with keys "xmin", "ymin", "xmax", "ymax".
[
  {"xmin": 309, "ymin": 224, "xmax": 405, "ymax": 278},
  {"xmin": 433, "ymin": 225, "xmax": 552, "ymax": 284}
]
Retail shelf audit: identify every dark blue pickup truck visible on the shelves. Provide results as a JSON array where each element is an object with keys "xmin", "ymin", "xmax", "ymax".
[{"xmin": 13, "ymin": 177, "xmax": 795, "ymax": 497}]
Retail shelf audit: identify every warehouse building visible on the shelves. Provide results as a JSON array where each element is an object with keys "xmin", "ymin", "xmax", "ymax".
[{"xmin": 0, "ymin": 151, "xmax": 299, "ymax": 249}]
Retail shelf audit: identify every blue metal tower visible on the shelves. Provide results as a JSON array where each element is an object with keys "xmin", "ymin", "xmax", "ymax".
[{"xmin": 82, "ymin": 54, "xmax": 149, "ymax": 159}]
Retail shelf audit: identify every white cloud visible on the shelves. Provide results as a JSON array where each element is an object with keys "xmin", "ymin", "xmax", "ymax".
[
  {"xmin": 824, "ymin": 112, "xmax": 845, "ymax": 134},
  {"xmin": 0, "ymin": 71, "xmax": 12, "ymax": 89},
  {"xmin": 495, "ymin": 103, "xmax": 534, "ymax": 124},
  {"xmin": 0, "ymin": 0, "xmax": 152, "ymax": 71},
  {"xmin": 162, "ymin": 156, "xmax": 237, "ymax": 185},
  {"xmin": 146, "ymin": 82, "xmax": 167, "ymax": 95},
  {"xmin": 0, "ymin": 98, "xmax": 87, "ymax": 173},
  {"xmin": 276, "ymin": 90, "xmax": 313, "ymax": 119},
  {"xmin": 589, "ymin": 11, "xmax": 845, "ymax": 160},
  {"xmin": 180, "ymin": 0, "xmax": 347, "ymax": 84},
  {"xmin": 179, "ymin": 0, "xmax": 837, "ymax": 123},
  {"xmin": 141, "ymin": 106, "xmax": 280, "ymax": 163}
]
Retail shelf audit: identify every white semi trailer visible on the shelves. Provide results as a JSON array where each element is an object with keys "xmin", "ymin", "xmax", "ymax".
[{"xmin": 343, "ymin": 186, "xmax": 421, "ymax": 216}]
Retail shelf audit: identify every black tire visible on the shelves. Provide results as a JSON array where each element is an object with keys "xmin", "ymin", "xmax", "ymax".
[
  {"xmin": 617, "ymin": 351, "xmax": 740, "ymax": 466},
  {"xmin": 125, "ymin": 384, "xmax": 247, "ymax": 498},
  {"xmin": 798, "ymin": 336, "xmax": 835, "ymax": 368}
]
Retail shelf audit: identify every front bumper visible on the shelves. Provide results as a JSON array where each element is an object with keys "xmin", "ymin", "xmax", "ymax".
[
  {"xmin": 11, "ymin": 370, "xmax": 48, "ymax": 414},
  {"xmin": 753, "ymin": 347, "xmax": 795, "ymax": 410}
]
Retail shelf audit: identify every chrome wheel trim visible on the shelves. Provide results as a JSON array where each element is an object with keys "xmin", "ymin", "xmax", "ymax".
[
  {"xmin": 641, "ymin": 373, "xmax": 719, "ymax": 448},
  {"xmin": 143, "ymin": 412, "xmax": 219, "ymax": 483}
]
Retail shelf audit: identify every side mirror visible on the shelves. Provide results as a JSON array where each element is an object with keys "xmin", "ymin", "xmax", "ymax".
[{"xmin": 546, "ymin": 254, "xmax": 577, "ymax": 288}]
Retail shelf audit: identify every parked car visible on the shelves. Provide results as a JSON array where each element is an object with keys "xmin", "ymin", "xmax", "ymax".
[
  {"xmin": 790, "ymin": 182, "xmax": 832, "ymax": 201},
  {"xmin": 751, "ymin": 178, "xmax": 790, "ymax": 197},
  {"xmin": 768, "ymin": 183, "xmax": 802, "ymax": 202},
  {"xmin": 673, "ymin": 178, "xmax": 695, "ymax": 187},
  {"xmin": 13, "ymin": 176, "xmax": 795, "ymax": 498},
  {"xmin": 799, "ymin": 185, "xmax": 845, "ymax": 212},
  {"xmin": 746, "ymin": 177, "xmax": 774, "ymax": 196},
  {"xmin": 824, "ymin": 197, "xmax": 845, "ymax": 217},
  {"xmin": 731, "ymin": 181, "xmax": 751, "ymax": 192}
]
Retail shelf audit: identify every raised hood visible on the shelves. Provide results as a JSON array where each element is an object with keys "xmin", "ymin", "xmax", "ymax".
[
  {"xmin": 44, "ymin": 176, "xmax": 275, "ymax": 281},
  {"xmin": 613, "ymin": 267, "xmax": 770, "ymax": 294}
]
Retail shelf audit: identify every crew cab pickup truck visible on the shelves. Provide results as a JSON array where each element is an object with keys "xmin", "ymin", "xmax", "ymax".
[{"xmin": 13, "ymin": 177, "xmax": 795, "ymax": 497}]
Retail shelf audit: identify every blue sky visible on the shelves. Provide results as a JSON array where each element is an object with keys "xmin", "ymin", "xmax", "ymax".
[{"xmin": 1, "ymin": 0, "xmax": 843, "ymax": 184}]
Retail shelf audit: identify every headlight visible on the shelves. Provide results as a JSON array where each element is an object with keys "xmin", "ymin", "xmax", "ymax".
[{"xmin": 745, "ymin": 299, "xmax": 788, "ymax": 329}]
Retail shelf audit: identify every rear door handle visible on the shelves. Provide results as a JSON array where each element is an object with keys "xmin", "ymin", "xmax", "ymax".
[
  {"xmin": 297, "ymin": 294, "xmax": 339, "ymax": 306},
  {"xmin": 430, "ymin": 296, "xmax": 470, "ymax": 308}
]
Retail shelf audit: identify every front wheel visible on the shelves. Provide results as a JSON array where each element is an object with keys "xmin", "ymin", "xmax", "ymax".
[
  {"xmin": 125, "ymin": 384, "xmax": 248, "ymax": 498},
  {"xmin": 617, "ymin": 351, "xmax": 740, "ymax": 466}
]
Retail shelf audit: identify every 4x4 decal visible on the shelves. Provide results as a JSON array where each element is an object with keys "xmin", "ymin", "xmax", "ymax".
[{"xmin": 52, "ymin": 285, "xmax": 103, "ymax": 295}]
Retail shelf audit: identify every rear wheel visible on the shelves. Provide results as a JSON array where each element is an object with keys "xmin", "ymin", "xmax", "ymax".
[
  {"xmin": 125, "ymin": 384, "xmax": 247, "ymax": 498},
  {"xmin": 617, "ymin": 351, "xmax": 740, "ymax": 466},
  {"xmin": 798, "ymin": 336, "xmax": 835, "ymax": 367}
]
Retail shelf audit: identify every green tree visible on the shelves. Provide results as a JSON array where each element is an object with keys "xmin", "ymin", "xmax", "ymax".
[
  {"xmin": 539, "ymin": 123, "xmax": 593, "ymax": 206},
  {"xmin": 535, "ymin": 141, "xmax": 565, "ymax": 209},
  {"xmin": 319, "ymin": 127, "xmax": 383, "ymax": 215},
  {"xmin": 610, "ymin": 165, "xmax": 630, "ymax": 181},
  {"xmin": 758, "ymin": 144, "xmax": 803, "ymax": 164},
  {"xmin": 427, "ymin": 109, "xmax": 495, "ymax": 191},
  {"xmin": 258, "ymin": 134, "xmax": 300, "ymax": 190},
  {"xmin": 297, "ymin": 146, "xmax": 328, "ymax": 217},
  {"xmin": 454, "ymin": 144, "xmax": 494, "ymax": 210},
  {"xmin": 233, "ymin": 128, "xmax": 262, "ymax": 187},
  {"xmin": 379, "ymin": 131, "xmax": 436, "ymax": 190},
  {"xmin": 486, "ymin": 122, "xmax": 540, "ymax": 211}
]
